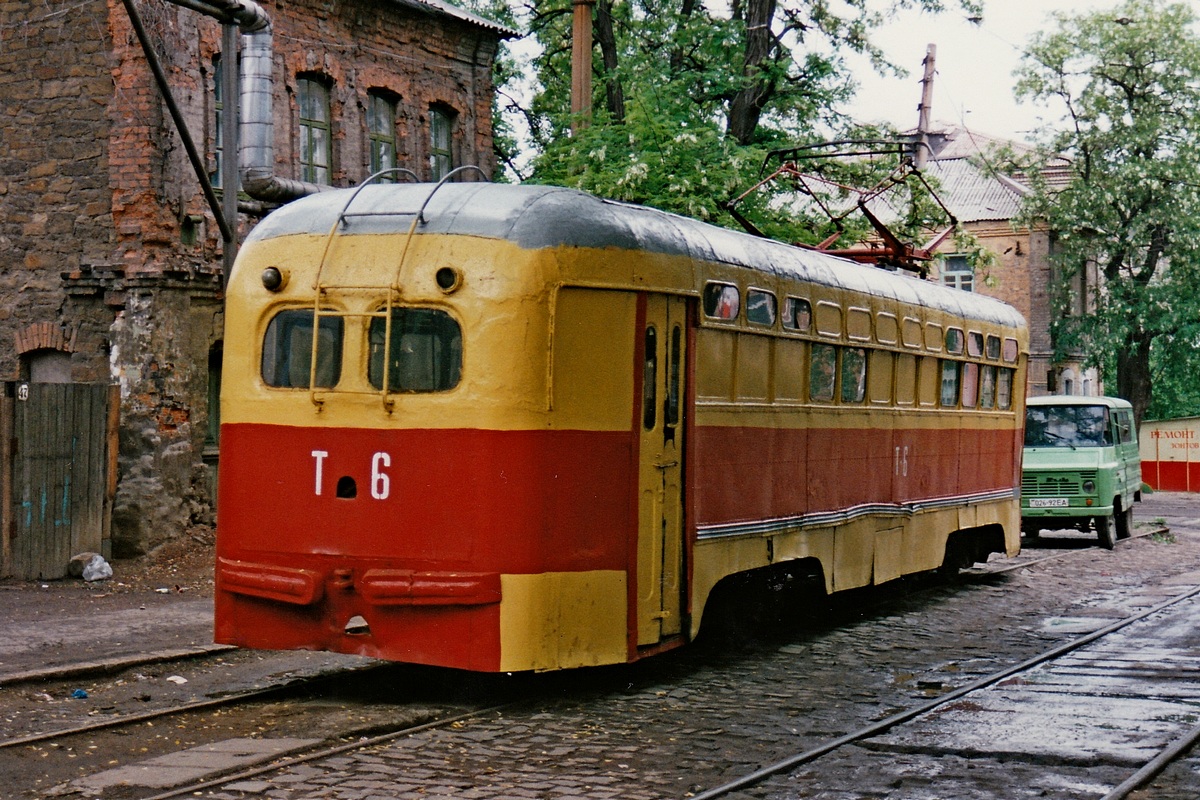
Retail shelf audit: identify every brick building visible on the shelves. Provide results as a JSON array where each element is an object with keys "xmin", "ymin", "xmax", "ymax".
[
  {"xmin": 0, "ymin": 0, "xmax": 511, "ymax": 555},
  {"xmin": 916, "ymin": 124, "xmax": 1094, "ymax": 398}
]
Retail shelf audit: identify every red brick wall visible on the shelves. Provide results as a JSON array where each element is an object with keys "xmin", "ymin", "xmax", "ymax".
[{"xmin": 2, "ymin": 0, "xmax": 506, "ymax": 554}]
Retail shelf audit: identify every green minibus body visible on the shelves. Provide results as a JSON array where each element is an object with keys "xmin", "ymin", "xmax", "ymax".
[{"xmin": 1021, "ymin": 396, "xmax": 1141, "ymax": 550}]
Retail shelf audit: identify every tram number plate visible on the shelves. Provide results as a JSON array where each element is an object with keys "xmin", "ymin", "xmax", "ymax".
[{"xmin": 1029, "ymin": 498, "xmax": 1069, "ymax": 508}]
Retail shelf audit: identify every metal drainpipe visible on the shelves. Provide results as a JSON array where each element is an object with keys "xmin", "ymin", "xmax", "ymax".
[
  {"xmin": 238, "ymin": 24, "xmax": 328, "ymax": 202},
  {"xmin": 155, "ymin": 0, "xmax": 324, "ymax": 282}
]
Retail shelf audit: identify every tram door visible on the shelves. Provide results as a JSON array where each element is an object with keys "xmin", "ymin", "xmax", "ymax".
[{"xmin": 637, "ymin": 294, "xmax": 687, "ymax": 645}]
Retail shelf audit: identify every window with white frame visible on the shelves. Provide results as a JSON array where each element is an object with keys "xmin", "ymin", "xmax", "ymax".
[{"xmin": 941, "ymin": 254, "xmax": 974, "ymax": 292}]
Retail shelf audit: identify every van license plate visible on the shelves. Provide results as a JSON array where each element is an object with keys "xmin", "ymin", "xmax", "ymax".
[{"xmin": 1029, "ymin": 498, "xmax": 1069, "ymax": 508}]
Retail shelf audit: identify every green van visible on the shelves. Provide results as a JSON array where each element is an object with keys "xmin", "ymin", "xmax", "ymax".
[{"xmin": 1021, "ymin": 396, "xmax": 1141, "ymax": 549}]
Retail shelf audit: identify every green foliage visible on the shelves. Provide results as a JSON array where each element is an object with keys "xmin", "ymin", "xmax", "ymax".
[
  {"xmin": 1014, "ymin": 0, "xmax": 1200, "ymax": 424},
  {"xmin": 501, "ymin": 0, "xmax": 981, "ymax": 235}
]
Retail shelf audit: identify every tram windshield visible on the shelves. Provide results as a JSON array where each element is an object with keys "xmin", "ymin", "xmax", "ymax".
[
  {"xmin": 368, "ymin": 307, "xmax": 462, "ymax": 392},
  {"xmin": 1024, "ymin": 405, "xmax": 1110, "ymax": 448}
]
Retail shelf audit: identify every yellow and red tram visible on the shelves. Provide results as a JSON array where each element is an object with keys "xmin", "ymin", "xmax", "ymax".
[{"xmin": 215, "ymin": 181, "xmax": 1028, "ymax": 672}]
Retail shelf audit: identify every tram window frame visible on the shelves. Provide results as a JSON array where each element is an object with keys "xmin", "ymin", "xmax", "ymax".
[
  {"xmin": 895, "ymin": 354, "xmax": 918, "ymax": 406},
  {"xmin": 986, "ymin": 335, "xmax": 1001, "ymax": 361},
  {"xmin": 945, "ymin": 327, "xmax": 965, "ymax": 355},
  {"xmin": 841, "ymin": 347, "xmax": 867, "ymax": 404},
  {"xmin": 868, "ymin": 350, "xmax": 893, "ymax": 406},
  {"xmin": 980, "ymin": 364, "xmax": 998, "ymax": 409},
  {"xmin": 746, "ymin": 289, "xmax": 778, "ymax": 326},
  {"xmin": 367, "ymin": 307, "xmax": 463, "ymax": 393},
  {"xmin": 961, "ymin": 362, "xmax": 980, "ymax": 408},
  {"xmin": 967, "ymin": 331, "xmax": 984, "ymax": 358},
  {"xmin": 1003, "ymin": 338, "xmax": 1019, "ymax": 363},
  {"xmin": 262, "ymin": 308, "xmax": 344, "ymax": 389},
  {"xmin": 997, "ymin": 368, "xmax": 1014, "ymax": 409},
  {"xmin": 810, "ymin": 343, "xmax": 837, "ymax": 403},
  {"xmin": 703, "ymin": 282, "xmax": 740, "ymax": 321},
  {"xmin": 782, "ymin": 297, "xmax": 812, "ymax": 332},
  {"xmin": 939, "ymin": 360, "xmax": 961, "ymax": 407},
  {"xmin": 666, "ymin": 325, "xmax": 682, "ymax": 427},
  {"xmin": 643, "ymin": 326, "xmax": 658, "ymax": 429}
]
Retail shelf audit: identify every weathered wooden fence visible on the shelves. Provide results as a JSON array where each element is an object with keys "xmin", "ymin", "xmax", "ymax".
[{"xmin": 0, "ymin": 382, "xmax": 119, "ymax": 580}]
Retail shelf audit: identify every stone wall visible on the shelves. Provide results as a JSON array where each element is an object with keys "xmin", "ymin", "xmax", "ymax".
[{"xmin": 1, "ymin": 0, "xmax": 505, "ymax": 556}]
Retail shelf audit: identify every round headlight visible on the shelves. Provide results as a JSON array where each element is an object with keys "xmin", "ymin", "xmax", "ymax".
[
  {"xmin": 1082, "ymin": 479, "xmax": 1096, "ymax": 494},
  {"xmin": 435, "ymin": 267, "xmax": 461, "ymax": 293},
  {"xmin": 262, "ymin": 266, "xmax": 287, "ymax": 292}
]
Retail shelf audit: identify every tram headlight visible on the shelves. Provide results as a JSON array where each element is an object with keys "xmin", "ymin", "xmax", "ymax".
[
  {"xmin": 436, "ymin": 267, "xmax": 462, "ymax": 293},
  {"xmin": 262, "ymin": 266, "xmax": 288, "ymax": 292},
  {"xmin": 1082, "ymin": 479, "xmax": 1096, "ymax": 494}
]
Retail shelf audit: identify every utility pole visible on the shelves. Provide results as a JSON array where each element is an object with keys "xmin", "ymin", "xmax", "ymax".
[
  {"xmin": 915, "ymin": 43, "xmax": 936, "ymax": 169},
  {"xmin": 570, "ymin": 0, "xmax": 595, "ymax": 133}
]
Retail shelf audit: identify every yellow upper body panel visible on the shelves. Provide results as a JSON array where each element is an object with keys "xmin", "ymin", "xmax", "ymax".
[{"xmin": 224, "ymin": 183, "xmax": 1028, "ymax": 433}]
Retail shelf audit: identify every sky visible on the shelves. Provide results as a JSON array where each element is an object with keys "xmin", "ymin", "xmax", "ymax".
[{"xmin": 844, "ymin": 0, "xmax": 1128, "ymax": 144}]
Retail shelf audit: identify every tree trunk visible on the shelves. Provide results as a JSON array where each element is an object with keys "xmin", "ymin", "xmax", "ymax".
[
  {"xmin": 726, "ymin": 0, "xmax": 776, "ymax": 145},
  {"xmin": 1116, "ymin": 330, "xmax": 1153, "ymax": 430},
  {"xmin": 595, "ymin": 0, "xmax": 625, "ymax": 122}
]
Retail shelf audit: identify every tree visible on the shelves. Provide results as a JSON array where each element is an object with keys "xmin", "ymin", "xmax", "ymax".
[
  {"xmin": 503, "ymin": 0, "xmax": 981, "ymax": 238},
  {"xmin": 1014, "ymin": 0, "xmax": 1200, "ymax": 426}
]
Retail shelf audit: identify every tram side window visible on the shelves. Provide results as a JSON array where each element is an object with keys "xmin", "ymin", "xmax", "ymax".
[
  {"xmin": 967, "ymin": 331, "xmax": 984, "ymax": 358},
  {"xmin": 940, "ymin": 360, "xmax": 960, "ymax": 407},
  {"xmin": 810, "ymin": 343, "xmax": 837, "ymax": 402},
  {"xmin": 782, "ymin": 297, "xmax": 812, "ymax": 331},
  {"xmin": 997, "ymin": 368, "xmax": 1014, "ymax": 410},
  {"xmin": 703, "ymin": 283, "xmax": 740, "ymax": 320},
  {"xmin": 945, "ymin": 327, "xmax": 964, "ymax": 354},
  {"xmin": 262, "ymin": 309, "xmax": 343, "ymax": 388},
  {"xmin": 980, "ymin": 365, "xmax": 997, "ymax": 409},
  {"xmin": 961, "ymin": 362, "xmax": 980, "ymax": 408},
  {"xmin": 368, "ymin": 308, "xmax": 462, "ymax": 392},
  {"xmin": 841, "ymin": 347, "xmax": 867, "ymax": 403},
  {"xmin": 643, "ymin": 327, "xmax": 657, "ymax": 429},
  {"xmin": 986, "ymin": 335, "xmax": 1001, "ymax": 361},
  {"xmin": 895, "ymin": 354, "xmax": 917, "ymax": 406},
  {"xmin": 746, "ymin": 289, "xmax": 777, "ymax": 326}
]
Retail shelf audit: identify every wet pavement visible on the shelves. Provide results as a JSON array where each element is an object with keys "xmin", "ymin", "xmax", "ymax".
[{"xmin": 7, "ymin": 492, "xmax": 1200, "ymax": 799}]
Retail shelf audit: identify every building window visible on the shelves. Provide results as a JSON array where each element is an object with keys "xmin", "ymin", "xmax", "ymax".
[
  {"xmin": 367, "ymin": 92, "xmax": 398, "ymax": 180},
  {"xmin": 212, "ymin": 55, "xmax": 224, "ymax": 189},
  {"xmin": 430, "ymin": 106, "xmax": 455, "ymax": 181},
  {"xmin": 298, "ymin": 77, "xmax": 332, "ymax": 185},
  {"xmin": 942, "ymin": 254, "xmax": 974, "ymax": 292}
]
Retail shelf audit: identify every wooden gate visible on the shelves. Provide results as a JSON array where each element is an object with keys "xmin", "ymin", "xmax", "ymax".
[{"xmin": 1, "ymin": 383, "xmax": 119, "ymax": 580}]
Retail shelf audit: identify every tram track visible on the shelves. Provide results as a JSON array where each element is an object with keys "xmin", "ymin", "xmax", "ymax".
[
  {"xmin": 5, "ymin": 521, "xmax": 1182, "ymax": 799},
  {"xmin": 691, "ymin": 578, "xmax": 1200, "ymax": 800}
]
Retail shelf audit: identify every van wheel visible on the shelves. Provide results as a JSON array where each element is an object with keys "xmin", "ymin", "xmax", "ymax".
[
  {"xmin": 1115, "ymin": 504, "xmax": 1133, "ymax": 540},
  {"xmin": 1096, "ymin": 515, "xmax": 1116, "ymax": 550}
]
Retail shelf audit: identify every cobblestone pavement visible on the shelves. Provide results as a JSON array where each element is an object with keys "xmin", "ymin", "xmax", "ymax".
[{"xmin": 133, "ymin": 495, "xmax": 1200, "ymax": 798}]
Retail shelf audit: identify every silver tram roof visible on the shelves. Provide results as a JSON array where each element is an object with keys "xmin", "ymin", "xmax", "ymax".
[{"xmin": 245, "ymin": 182, "xmax": 1026, "ymax": 330}]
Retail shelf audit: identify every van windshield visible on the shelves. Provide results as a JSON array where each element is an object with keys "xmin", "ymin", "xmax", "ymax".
[{"xmin": 1025, "ymin": 405, "xmax": 1110, "ymax": 448}]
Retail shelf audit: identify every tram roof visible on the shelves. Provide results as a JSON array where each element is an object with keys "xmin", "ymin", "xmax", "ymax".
[{"xmin": 247, "ymin": 182, "xmax": 1025, "ymax": 328}]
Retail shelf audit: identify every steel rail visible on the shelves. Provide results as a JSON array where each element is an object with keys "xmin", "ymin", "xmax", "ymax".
[
  {"xmin": 137, "ymin": 702, "xmax": 520, "ymax": 800},
  {"xmin": 690, "ymin": 577, "xmax": 1200, "ymax": 800},
  {"xmin": 0, "ymin": 663, "xmax": 384, "ymax": 751}
]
